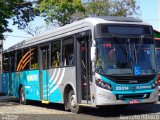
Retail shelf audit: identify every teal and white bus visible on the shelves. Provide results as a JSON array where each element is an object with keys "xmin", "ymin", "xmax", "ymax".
[{"xmin": 2, "ymin": 17, "xmax": 158, "ymax": 113}]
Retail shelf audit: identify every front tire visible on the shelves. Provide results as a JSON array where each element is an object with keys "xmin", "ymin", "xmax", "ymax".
[{"xmin": 68, "ymin": 90, "xmax": 81, "ymax": 113}]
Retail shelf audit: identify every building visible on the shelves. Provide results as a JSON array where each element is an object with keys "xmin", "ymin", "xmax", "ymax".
[{"xmin": 154, "ymin": 29, "xmax": 160, "ymax": 38}]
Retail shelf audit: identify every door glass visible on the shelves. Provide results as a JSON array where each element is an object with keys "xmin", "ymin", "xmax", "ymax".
[
  {"xmin": 40, "ymin": 46, "xmax": 49, "ymax": 100},
  {"xmin": 42, "ymin": 47, "xmax": 49, "ymax": 70},
  {"xmin": 62, "ymin": 37, "xmax": 74, "ymax": 66},
  {"xmin": 51, "ymin": 41, "xmax": 61, "ymax": 67},
  {"xmin": 80, "ymin": 40, "xmax": 90, "ymax": 101},
  {"xmin": 31, "ymin": 47, "xmax": 38, "ymax": 69}
]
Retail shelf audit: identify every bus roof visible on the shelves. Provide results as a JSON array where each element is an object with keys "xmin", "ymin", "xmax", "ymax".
[{"xmin": 5, "ymin": 16, "xmax": 150, "ymax": 53}]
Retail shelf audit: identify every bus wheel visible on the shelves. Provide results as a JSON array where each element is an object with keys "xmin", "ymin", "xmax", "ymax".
[
  {"xmin": 68, "ymin": 90, "xmax": 81, "ymax": 113},
  {"xmin": 20, "ymin": 87, "xmax": 27, "ymax": 105}
]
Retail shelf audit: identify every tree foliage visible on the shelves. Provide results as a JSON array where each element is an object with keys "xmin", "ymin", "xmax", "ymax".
[
  {"xmin": 39, "ymin": 0, "xmax": 140, "ymax": 26},
  {"xmin": 0, "ymin": 0, "xmax": 39, "ymax": 39},
  {"xmin": 0, "ymin": 0, "xmax": 14, "ymax": 39},
  {"xmin": 39, "ymin": 0, "xmax": 85, "ymax": 26},
  {"xmin": 12, "ymin": 1, "xmax": 39, "ymax": 29},
  {"xmin": 84, "ymin": 0, "xmax": 110, "ymax": 17},
  {"xmin": 84, "ymin": 0, "xmax": 140, "ymax": 17}
]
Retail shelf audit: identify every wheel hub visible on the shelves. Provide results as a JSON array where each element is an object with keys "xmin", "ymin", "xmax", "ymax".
[{"xmin": 70, "ymin": 95, "xmax": 77, "ymax": 108}]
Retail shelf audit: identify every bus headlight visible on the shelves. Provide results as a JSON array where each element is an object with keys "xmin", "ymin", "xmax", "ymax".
[
  {"xmin": 152, "ymin": 81, "xmax": 158, "ymax": 89},
  {"xmin": 96, "ymin": 78, "xmax": 112, "ymax": 90}
]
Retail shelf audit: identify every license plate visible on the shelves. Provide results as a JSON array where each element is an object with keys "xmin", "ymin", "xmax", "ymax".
[{"xmin": 129, "ymin": 100, "xmax": 140, "ymax": 104}]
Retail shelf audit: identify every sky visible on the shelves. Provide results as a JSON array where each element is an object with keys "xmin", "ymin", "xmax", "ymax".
[
  {"xmin": 3, "ymin": 0, "xmax": 159, "ymax": 49},
  {"xmin": 137, "ymin": 0, "xmax": 159, "ymax": 29}
]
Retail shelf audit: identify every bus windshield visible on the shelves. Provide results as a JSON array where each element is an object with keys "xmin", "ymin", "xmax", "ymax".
[
  {"xmin": 96, "ymin": 37, "xmax": 156, "ymax": 76},
  {"xmin": 155, "ymin": 39, "xmax": 160, "ymax": 73}
]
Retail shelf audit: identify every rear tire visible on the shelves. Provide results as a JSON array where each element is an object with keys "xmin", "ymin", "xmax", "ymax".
[
  {"xmin": 68, "ymin": 90, "xmax": 81, "ymax": 113},
  {"xmin": 19, "ymin": 87, "xmax": 27, "ymax": 105}
]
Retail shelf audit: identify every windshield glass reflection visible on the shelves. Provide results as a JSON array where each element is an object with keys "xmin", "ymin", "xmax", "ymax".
[{"xmin": 96, "ymin": 37, "xmax": 155, "ymax": 75}]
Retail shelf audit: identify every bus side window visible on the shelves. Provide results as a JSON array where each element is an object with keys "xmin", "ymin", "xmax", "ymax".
[
  {"xmin": 10, "ymin": 52, "xmax": 16, "ymax": 72},
  {"xmin": 22, "ymin": 48, "xmax": 30, "ymax": 70},
  {"xmin": 51, "ymin": 41, "xmax": 61, "ymax": 68},
  {"xmin": 31, "ymin": 47, "xmax": 38, "ymax": 69},
  {"xmin": 16, "ymin": 50, "xmax": 22, "ymax": 71},
  {"xmin": 3, "ymin": 53, "xmax": 9, "ymax": 72},
  {"xmin": 62, "ymin": 37, "xmax": 74, "ymax": 66}
]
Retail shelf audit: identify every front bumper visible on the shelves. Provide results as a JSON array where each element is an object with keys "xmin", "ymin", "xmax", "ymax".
[{"xmin": 96, "ymin": 86, "xmax": 159, "ymax": 106}]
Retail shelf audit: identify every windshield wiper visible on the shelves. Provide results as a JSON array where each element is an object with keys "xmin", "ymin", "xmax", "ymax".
[
  {"xmin": 135, "ymin": 35, "xmax": 144, "ymax": 54},
  {"xmin": 126, "ymin": 38, "xmax": 134, "ymax": 75},
  {"xmin": 134, "ymin": 35, "xmax": 144, "ymax": 65},
  {"xmin": 112, "ymin": 35, "xmax": 132, "ymax": 67}
]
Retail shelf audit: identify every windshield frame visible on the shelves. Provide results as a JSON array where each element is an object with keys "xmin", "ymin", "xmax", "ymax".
[{"xmin": 95, "ymin": 36, "xmax": 156, "ymax": 76}]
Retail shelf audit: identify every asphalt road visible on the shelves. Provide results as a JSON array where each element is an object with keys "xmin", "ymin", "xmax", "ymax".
[{"xmin": 0, "ymin": 96, "xmax": 160, "ymax": 120}]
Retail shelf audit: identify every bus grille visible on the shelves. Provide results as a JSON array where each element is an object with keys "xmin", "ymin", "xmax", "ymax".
[
  {"xmin": 116, "ymin": 93, "xmax": 150, "ymax": 100},
  {"xmin": 102, "ymin": 74, "xmax": 155, "ymax": 84}
]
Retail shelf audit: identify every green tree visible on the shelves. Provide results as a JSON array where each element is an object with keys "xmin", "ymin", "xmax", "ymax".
[
  {"xmin": 84, "ymin": 0, "xmax": 110, "ymax": 17},
  {"xmin": 110, "ymin": 0, "xmax": 140, "ymax": 16},
  {"xmin": 0, "ymin": 0, "xmax": 39, "ymax": 39},
  {"xmin": 39, "ymin": 0, "xmax": 85, "ymax": 26},
  {"xmin": 85, "ymin": 0, "xmax": 140, "ymax": 17},
  {"xmin": 39, "ymin": 0, "xmax": 140, "ymax": 26}
]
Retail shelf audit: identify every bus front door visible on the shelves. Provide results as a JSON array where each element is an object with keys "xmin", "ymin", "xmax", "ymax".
[
  {"xmin": 39, "ymin": 45, "xmax": 49, "ymax": 101},
  {"xmin": 77, "ymin": 37, "xmax": 91, "ymax": 104}
]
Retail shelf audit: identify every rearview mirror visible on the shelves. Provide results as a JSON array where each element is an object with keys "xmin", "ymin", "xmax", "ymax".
[{"xmin": 91, "ymin": 47, "xmax": 96, "ymax": 62}]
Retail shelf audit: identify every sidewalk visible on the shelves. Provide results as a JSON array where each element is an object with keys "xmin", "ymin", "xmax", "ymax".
[
  {"xmin": 0, "ymin": 95, "xmax": 18, "ymax": 102},
  {"xmin": 0, "ymin": 96, "xmax": 12, "ymax": 101}
]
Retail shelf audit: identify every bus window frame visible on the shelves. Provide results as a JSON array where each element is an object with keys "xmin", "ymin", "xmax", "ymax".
[
  {"xmin": 30, "ymin": 45, "xmax": 39, "ymax": 70},
  {"xmin": 50, "ymin": 36, "xmax": 76, "ymax": 69},
  {"xmin": 21, "ymin": 47, "xmax": 31, "ymax": 71},
  {"xmin": 50, "ymin": 39, "xmax": 62, "ymax": 69},
  {"xmin": 9, "ymin": 52, "xmax": 16, "ymax": 72},
  {"xmin": 38, "ymin": 42, "xmax": 51, "ymax": 70},
  {"xmin": 62, "ymin": 36, "xmax": 75, "ymax": 67},
  {"xmin": 16, "ymin": 49, "xmax": 23, "ymax": 72},
  {"xmin": 3, "ymin": 53, "xmax": 9, "ymax": 72}
]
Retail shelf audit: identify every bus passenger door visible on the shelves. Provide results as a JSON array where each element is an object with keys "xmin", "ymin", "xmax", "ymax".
[
  {"xmin": 39, "ymin": 45, "xmax": 49, "ymax": 101},
  {"xmin": 76, "ymin": 33, "xmax": 91, "ymax": 104}
]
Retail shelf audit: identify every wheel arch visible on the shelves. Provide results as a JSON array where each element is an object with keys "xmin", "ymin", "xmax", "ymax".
[
  {"xmin": 63, "ymin": 83, "xmax": 76, "ymax": 99},
  {"xmin": 63, "ymin": 83, "xmax": 76, "ymax": 110}
]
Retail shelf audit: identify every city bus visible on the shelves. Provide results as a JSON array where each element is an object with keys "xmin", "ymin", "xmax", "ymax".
[{"xmin": 2, "ymin": 17, "xmax": 158, "ymax": 113}]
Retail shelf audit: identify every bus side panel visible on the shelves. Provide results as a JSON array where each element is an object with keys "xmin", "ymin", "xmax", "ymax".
[
  {"xmin": 2, "ymin": 73, "xmax": 9, "ymax": 95},
  {"xmin": 22, "ymin": 70, "xmax": 40, "ymax": 101},
  {"xmin": 48, "ymin": 68, "xmax": 63, "ymax": 103},
  {"xmin": 48, "ymin": 67, "xmax": 76, "ymax": 103},
  {"xmin": 12, "ymin": 72, "xmax": 21, "ymax": 98},
  {"xmin": 42, "ymin": 70, "xmax": 48, "ymax": 100}
]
